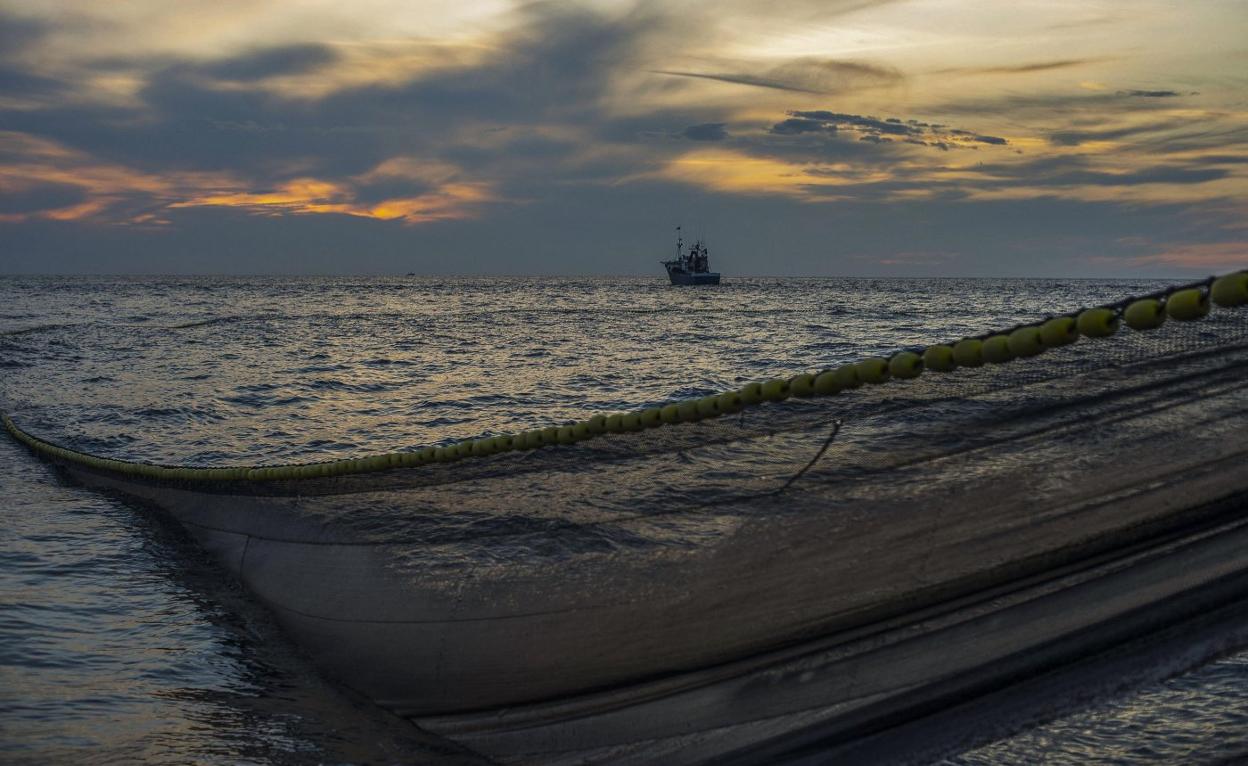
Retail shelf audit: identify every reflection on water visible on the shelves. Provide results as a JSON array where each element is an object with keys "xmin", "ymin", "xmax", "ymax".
[{"xmin": 1, "ymin": 275, "xmax": 1246, "ymax": 763}]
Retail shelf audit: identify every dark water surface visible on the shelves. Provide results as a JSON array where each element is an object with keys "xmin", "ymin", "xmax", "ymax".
[{"xmin": 2, "ymin": 275, "xmax": 1246, "ymax": 764}]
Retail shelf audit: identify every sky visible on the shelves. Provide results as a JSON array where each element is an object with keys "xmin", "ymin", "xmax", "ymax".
[{"xmin": 0, "ymin": 0, "xmax": 1245, "ymax": 276}]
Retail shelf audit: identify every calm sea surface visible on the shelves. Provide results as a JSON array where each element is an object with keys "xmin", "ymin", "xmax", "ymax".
[{"xmin": 2, "ymin": 275, "xmax": 1246, "ymax": 764}]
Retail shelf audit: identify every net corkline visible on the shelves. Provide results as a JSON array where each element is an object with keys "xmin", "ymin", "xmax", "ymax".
[{"xmin": 4, "ymin": 270, "xmax": 1247, "ymax": 483}]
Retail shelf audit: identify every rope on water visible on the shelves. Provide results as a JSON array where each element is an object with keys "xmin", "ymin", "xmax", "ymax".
[{"xmin": 773, "ymin": 419, "xmax": 843, "ymax": 496}]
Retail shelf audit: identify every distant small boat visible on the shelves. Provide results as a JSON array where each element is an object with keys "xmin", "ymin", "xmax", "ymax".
[{"xmin": 662, "ymin": 226, "xmax": 720, "ymax": 285}]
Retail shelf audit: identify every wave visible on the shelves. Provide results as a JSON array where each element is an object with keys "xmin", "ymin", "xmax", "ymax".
[{"xmin": 0, "ymin": 323, "xmax": 78, "ymax": 337}]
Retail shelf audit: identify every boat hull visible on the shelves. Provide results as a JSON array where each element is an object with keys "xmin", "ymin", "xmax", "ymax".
[{"xmin": 667, "ymin": 270, "xmax": 720, "ymax": 285}]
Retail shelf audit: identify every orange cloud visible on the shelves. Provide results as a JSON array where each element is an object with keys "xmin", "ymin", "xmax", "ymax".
[
  {"xmin": 171, "ymin": 173, "xmax": 496, "ymax": 224},
  {"xmin": 0, "ymin": 130, "xmax": 240, "ymax": 223},
  {"xmin": 0, "ymin": 131, "xmax": 495, "ymax": 225},
  {"xmin": 646, "ymin": 149, "xmax": 892, "ymax": 199}
]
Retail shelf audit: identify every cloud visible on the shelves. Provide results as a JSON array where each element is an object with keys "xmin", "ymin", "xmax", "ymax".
[
  {"xmin": 791, "ymin": 111, "xmax": 915, "ymax": 135},
  {"xmin": 0, "ymin": 3, "xmax": 661, "ymax": 166},
  {"xmin": 908, "ymin": 154, "xmax": 1238, "ymax": 206},
  {"xmin": 769, "ymin": 117, "xmax": 829, "ymax": 135},
  {"xmin": 0, "ymin": 180, "xmax": 88, "ymax": 217},
  {"xmin": 1022, "ymin": 165, "xmax": 1227, "ymax": 187},
  {"xmin": 653, "ymin": 57, "xmax": 900, "ymax": 95},
  {"xmin": 949, "ymin": 129, "xmax": 1007, "ymax": 145},
  {"xmin": 169, "ymin": 175, "xmax": 495, "ymax": 224},
  {"xmin": 195, "ymin": 43, "xmax": 339, "ymax": 82},
  {"xmin": 670, "ymin": 122, "xmax": 1240, "ymax": 210},
  {"xmin": 772, "ymin": 110, "xmax": 1006, "ymax": 148},
  {"xmin": 931, "ymin": 90, "xmax": 1171, "ymax": 117},
  {"xmin": 1117, "ymin": 89, "xmax": 1186, "ymax": 98},
  {"xmin": 653, "ymin": 69, "xmax": 821, "ymax": 94},
  {"xmin": 0, "ymin": 3, "xmax": 695, "ymax": 227},
  {"xmin": 934, "ymin": 58, "xmax": 1113, "ymax": 75},
  {"xmin": 0, "ymin": 11, "xmax": 53, "ymax": 58},
  {"xmin": 0, "ymin": 64, "xmax": 68, "ymax": 100},
  {"xmin": 681, "ymin": 122, "xmax": 727, "ymax": 141},
  {"xmin": 1048, "ymin": 118, "xmax": 1192, "ymax": 146},
  {"xmin": 0, "ymin": 13, "xmax": 69, "ymax": 105}
]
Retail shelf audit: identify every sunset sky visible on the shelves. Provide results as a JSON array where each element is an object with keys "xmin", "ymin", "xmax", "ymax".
[{"xmin": 1, "ymin": 0, "xmax": 1245, "ymax": 276}]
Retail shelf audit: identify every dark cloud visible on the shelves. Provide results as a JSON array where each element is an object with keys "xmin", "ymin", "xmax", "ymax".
[
  {"xmin": 0, "ymin": 181, "xmax": 87, "ymax": 215},
  {"xmin": 0, "ymin": 64, "xmax": 67, "ymax": 98},
  {"xmin": 1118, "ymin": 89, "xmax": 1184, "ymax": 98},
  {"xmin": 653, "ymin": 57, "xmax": 900, "ymax": 95},
  {"xmin": 772, "ymin": 110, "xmax": 1007, "ymax": 148},
  {"xmin": 912, "ymin": 155, "xmax": 1231, "ymax": 194},
  {"xmin": 1057, "ymin": 166, "xmax": 1227, "ymax": 186},
  {"xmin": 1134, "ymin": 125, "xmax": 1248, "ymax": 156},
  {"xmin": 1048, "ymin": 118, "xmax": 1190, "ymax": 146},
  {"xmin": 934, "ymin": 58, "xmax": 1112, "ymax": 75},
  {"xmin": 349, "ymin": 178, "xmax": 434, "ymax": 205},
  {"xmin": 196, "ymin": 43, "xmax": 339, "ymax": 82},
  {"xmin": 769, "ymin": 117, "xmax": 830, "ymax": 135},
  {"xmin": 1190, "ymin": 154, "xmax": 1248, "ymax": 165},
  {"xmin": 0, "ymin": 4, "xmax": 674, "ymax": 183},
  {"xmin": 0, "ymin": 64, "xmax": 369, "ymax": 179},
  {"xmin": 931, "ymin": 91, "xmax": 1166, "ymax": 117},
  {"xmin": 652, "ymin": 69, "xmax": 822, "ymax": 94},
  {"xmin": 987, "ymin": 158, "xmax": 1228, "ymax": 187},
  {"xmin": 139, "ymin": 70, "xmax": 280, "ymax": 124},
  {"xmin": 594, "ymin": 109, "xmax": 734, "ymax": 143},
  {"xmin": 0, "ymin": 12, "xmax": 67, "ymax": 101},
  {"xmin": 948, "ymin": 128, "xmax": 1007, "ymax": 145},
  {"xmin": 0, "ymin": 11, "xmax": 54, "ymax": 58},
  {"xmin": 792, "ymin": 110, "xmax": 915, "ymax": 135},
  {"xmin": 440, "ymin": 134, "xmax": 580, "ymax": 177},
  {"xmin": 681, "ymin": 123, "xmax": 728, "ymax": 141},
  {"xmin": 74, "ymin": 47, "xmax": 335, "ymax": 82}
]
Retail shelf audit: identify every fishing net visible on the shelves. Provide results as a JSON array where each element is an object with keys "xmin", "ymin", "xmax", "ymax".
[{"xmin": 3, "ymin": 272, "xmax": 1248, "ymax": 763}]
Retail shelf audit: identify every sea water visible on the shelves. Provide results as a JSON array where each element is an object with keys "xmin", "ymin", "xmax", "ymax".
[{"xmin": 2, "ymin": 275, "xmax": 1246, "ymax": 764}]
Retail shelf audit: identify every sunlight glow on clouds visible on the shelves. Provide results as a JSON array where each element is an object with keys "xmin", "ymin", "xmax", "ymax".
[
  {"xmin": 170, "ymin": 172, "xmax": 496, "ymax": 225},
  {"xmin": 651, "ymin": 149, "xmax": 895, "ymax": 200}
]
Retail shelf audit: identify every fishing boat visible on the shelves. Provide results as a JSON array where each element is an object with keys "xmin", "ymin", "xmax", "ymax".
[{"xmin": 662, "ymin": 226, "xmax": 721, "ymax": 285}]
